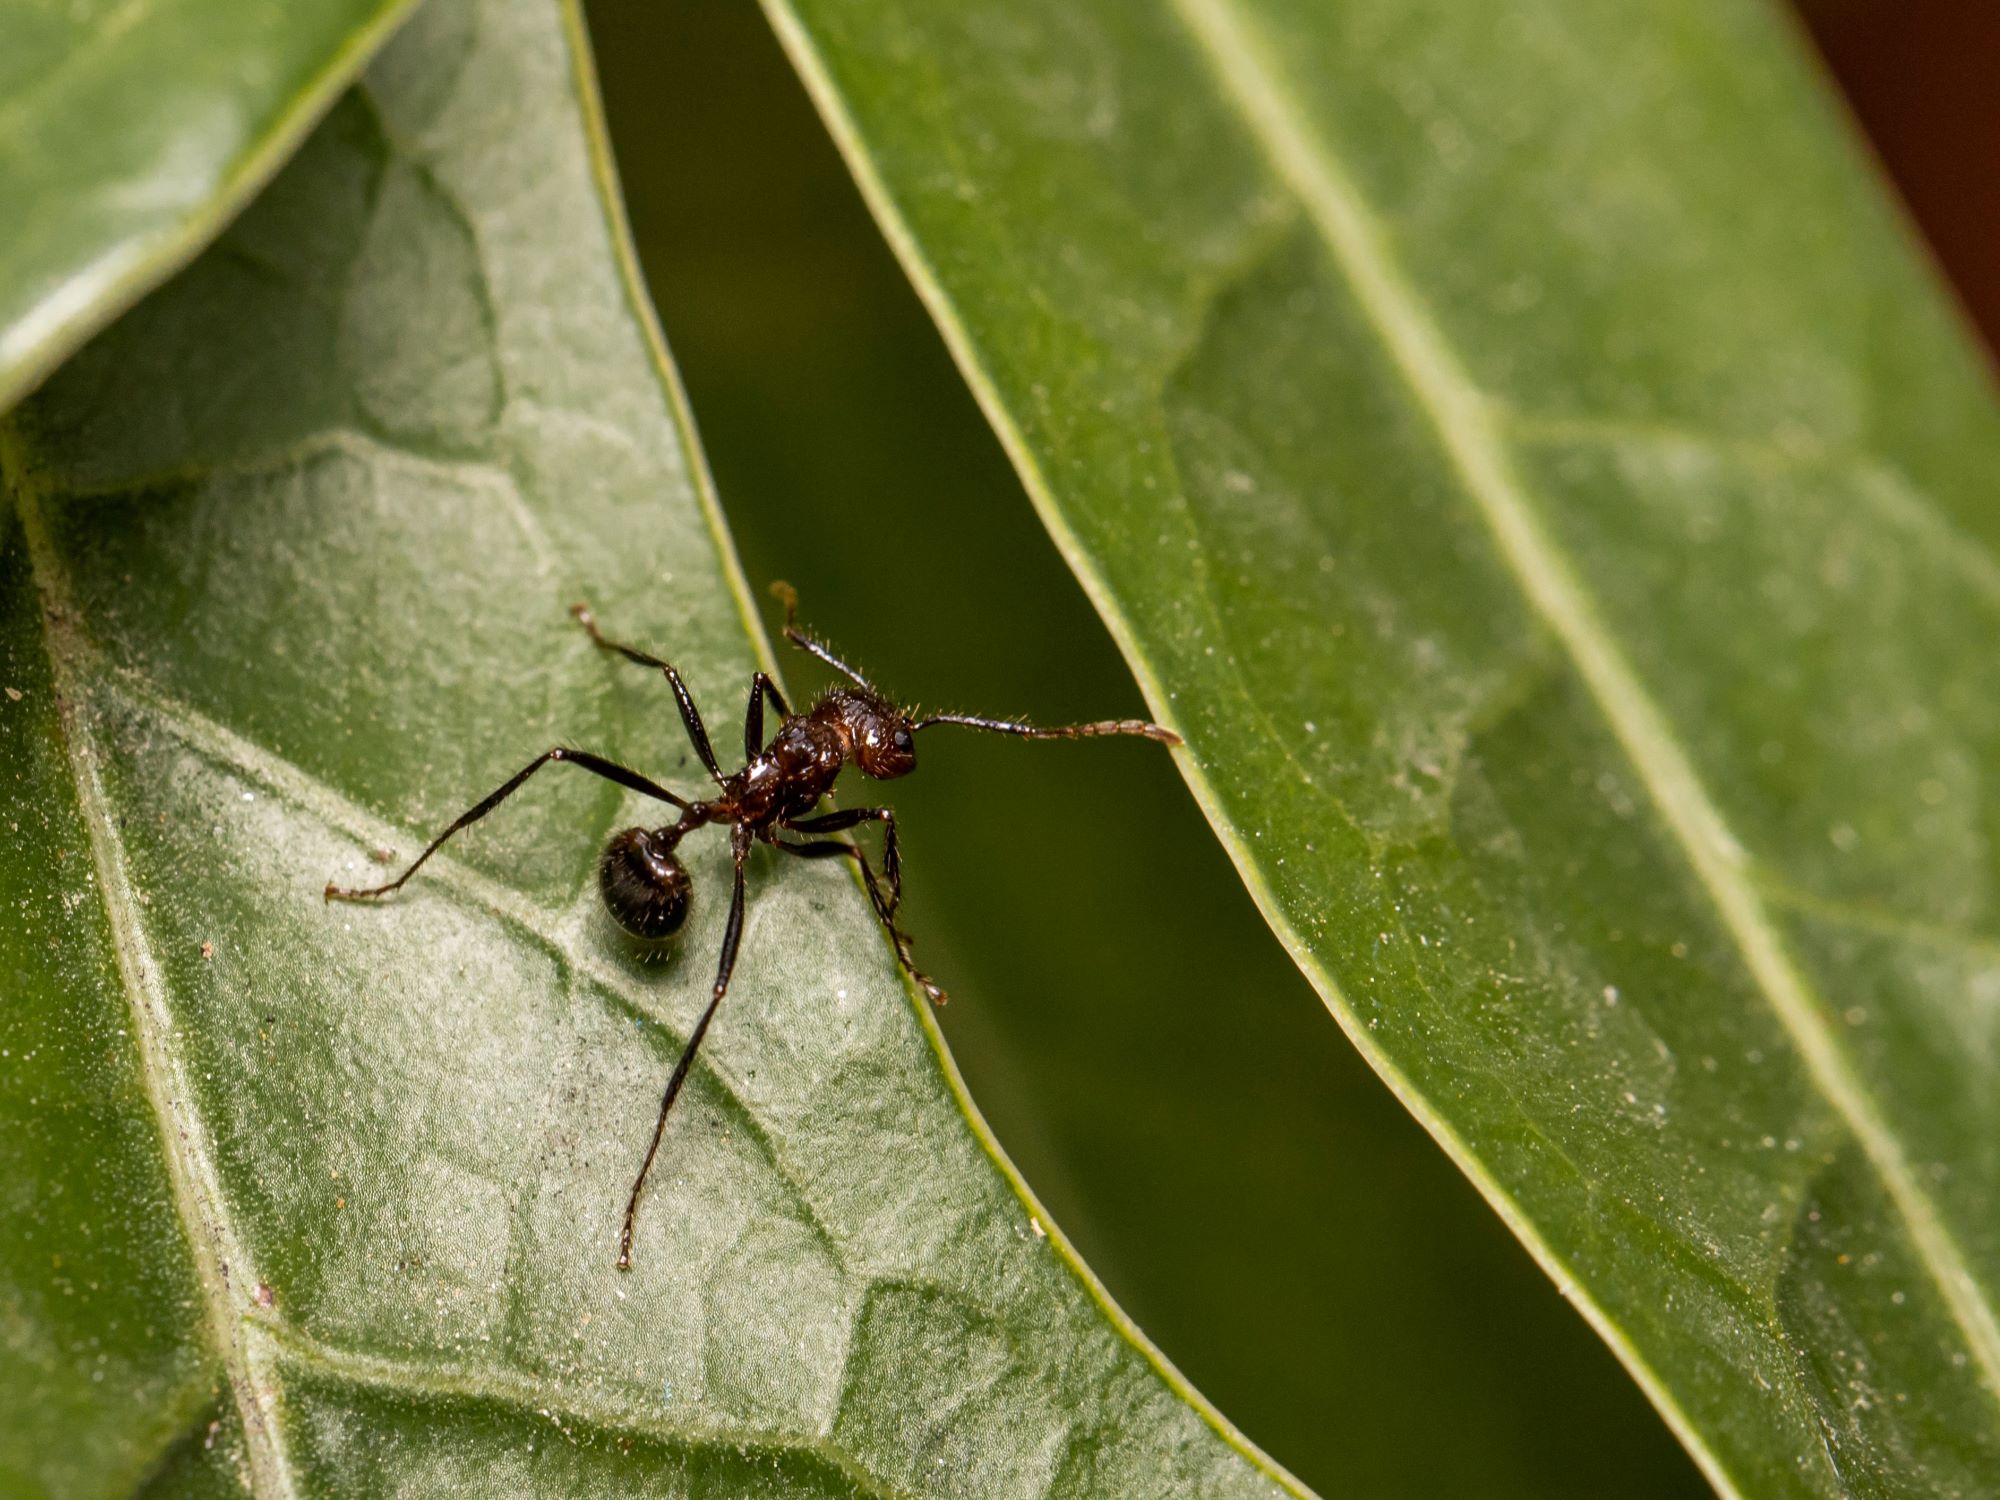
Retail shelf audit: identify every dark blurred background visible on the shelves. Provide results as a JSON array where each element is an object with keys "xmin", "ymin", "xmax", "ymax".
[
  {"xmin": 579, "ymin": 3, "xmax": 1996, "ymax": 1494},
  {"xmin": 1798, "ymin": 0, "xmax": 2000, "ymax": 358}
]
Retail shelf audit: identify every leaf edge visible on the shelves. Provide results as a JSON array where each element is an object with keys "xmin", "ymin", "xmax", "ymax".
[{"xmin": 0, "ymin": 0, "xmax": 428, "ymax": 417}]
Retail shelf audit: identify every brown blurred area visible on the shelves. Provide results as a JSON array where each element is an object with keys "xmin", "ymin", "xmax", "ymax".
[{"xmin": 1795, "ymin": 0, "xmax": 2000, "ymax": 361}]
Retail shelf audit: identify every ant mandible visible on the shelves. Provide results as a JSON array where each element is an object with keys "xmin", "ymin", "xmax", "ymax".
[{"xmin": 325, "ymin": 584, "xmax": 1179, "ymax": 1269}]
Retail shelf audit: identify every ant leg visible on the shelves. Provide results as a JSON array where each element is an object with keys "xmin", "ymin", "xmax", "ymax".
[
  {"xmin": 785, "ymin": 806, "xmax": 900, "ymax": 915},
  {"xmin": 620, "ymin": 827, "xmax": 752, "ymax": 1271},
  {"xmin": 744, "ymin": 671, "xmax": 790, "ymax": 760},
  {"xmin": 325, "ymin": 749, "xmax": 691, "ymax": 901},
  {"xmin": 914, "ymin": 710, "xmax": 1181, "ymax": 746},
  {"xmin": 776, "ymin": 837, "xmax": 945, "ymax": 1005},
  {"xmin": 570, "ymin": 602, "xmax": 725, "ymax": 784},
  {"xmin": 768, "ymin": 581, "xmax": 875, "ymax": 690}
]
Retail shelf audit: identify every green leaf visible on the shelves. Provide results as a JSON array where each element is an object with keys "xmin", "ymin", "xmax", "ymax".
[
  {"xmin": 0, "ymin": 0, "xmax": 419, "ymax": 414},
  {"xmin": 0, "ymin": 0, "xmax": 1301, "ymax": 1493},
  {"xmin": 583, "ymin": 7, "xmax": 1718, "ymax": 1494},
  {"xmin": 757, "ymin": 0, "xmax": 2000, "ymax": 1493}
]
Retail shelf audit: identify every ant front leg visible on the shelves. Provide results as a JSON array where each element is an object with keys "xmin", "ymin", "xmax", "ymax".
[
  {"xmin": 570, "ymin": 602, "xmax": 725, "ymax": 785},
  {"xmin": 776, "ymin": 835, "xmax": 944, "ymax": 1006},
  {"xmin": 785, "ymin": 807, "xmax": 901, "ymax": 915},
  {"xmin": 620, "ymin": 824, "xmax": 753, "ymax": 1271},
  {"xmin": 325, "ymin": 748, "xmax": 690, "ymax": 902}
]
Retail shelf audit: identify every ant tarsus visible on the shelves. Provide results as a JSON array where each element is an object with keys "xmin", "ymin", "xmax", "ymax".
[{"xmin": 325, "ymin": 586, "xmax": 1181, "ymax": 1269}]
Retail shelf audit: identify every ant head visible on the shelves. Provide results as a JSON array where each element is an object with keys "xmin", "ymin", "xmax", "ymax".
[
  {"xmin": 599, "ymin": 827, "xmax": 691, "ymax": 939},
  {"xmin": 834, "ymin": 689, "xmax": 918, "ymax": 780}
]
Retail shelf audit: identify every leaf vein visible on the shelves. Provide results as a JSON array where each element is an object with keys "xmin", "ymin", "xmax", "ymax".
[
  {"xmin": 8, "ymin": 473, "xmax": 299, "ymax": 1497},
  {"xmin": 1754, "ymin": 875, "xmax": 2000, "ymax": 969},
  {"xmin": 247, "ymin": 1319, "xmax": 912, "ymax": 1499}
]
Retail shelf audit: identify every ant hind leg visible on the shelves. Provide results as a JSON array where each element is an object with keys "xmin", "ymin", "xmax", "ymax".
[
  {"xmin": 619, "ymin": 827, "xmax": 752, "ymax": 1270},
  {"xmin": 325, "ymin": 748, "xmax": 689, "ymax": 902}
]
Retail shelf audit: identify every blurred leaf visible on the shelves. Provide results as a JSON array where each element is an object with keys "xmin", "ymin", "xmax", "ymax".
[
  {"xmin": 0, "ymin": 0, "xmax": 418, "ymax": 414},
  {"xmin": 759, "ymin": 0, "xmax": 2000, "ymax": 1492},
  {"xmin": 0, "ymin": 0, "xmax": 1303, "ymax": 1494}
]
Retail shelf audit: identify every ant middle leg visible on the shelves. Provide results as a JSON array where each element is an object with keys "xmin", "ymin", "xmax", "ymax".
[
  {"xmin": 620, "ymin": 825, "xmax": 752, "ymax": 1271},
  {"xmin": 325, "ymin": 748, "xmax": 690, "ymax": 902},
  {"xmin": 744, "ymin": 671, "xmax": 790, "ymax": 760},
  {"xmin": 570, "ymin": 602, "xmax": 725, "ymax": 784},
  {"xmin": 776, "ymin": 836, "xmax": 945, "ymax": 1006},
  {"xmin": 785, "ymin": 806, "xmax": 901, "ymax": 914}
]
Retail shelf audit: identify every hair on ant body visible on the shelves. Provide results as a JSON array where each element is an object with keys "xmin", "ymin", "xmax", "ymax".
[{"xmin": 326, "ymin": 583, "xmax": 1179, "ymax": 1269}]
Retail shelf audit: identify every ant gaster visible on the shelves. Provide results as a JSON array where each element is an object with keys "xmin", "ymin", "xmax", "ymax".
[{"xmin": 325, "ymin": 584, "xmax": 1179, "ymax": 1269}]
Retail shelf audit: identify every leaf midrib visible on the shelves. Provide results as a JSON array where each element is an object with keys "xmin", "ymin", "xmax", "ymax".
[
  {"xmin": 12, "ymin": 464, "xmax": 891, "ymax": 1499},
  {"xmin": 1170, "ymin": 0, "xmax": 2000, "ymax": 1429},
  {"xmin": 8, "ymin": 471, "xmax": 296, "ymax": 1496}
]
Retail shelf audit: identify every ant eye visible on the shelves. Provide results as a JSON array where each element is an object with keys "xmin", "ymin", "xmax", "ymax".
[
  {"xmin": 893, "ymin": 728, "xmax": 913, "ymax": 753},
  {"xmin": 600, "ymin": 828, "xmax": 691, "ymax": 939}
]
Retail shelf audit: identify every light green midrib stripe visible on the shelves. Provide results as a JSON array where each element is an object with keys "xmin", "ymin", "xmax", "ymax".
[
  {"xmin": 6, "ymin": 465, "xmax": 294, "ymax": 1497},
  {"xmin": 1173, "ymin": 0, "xmax": 2000, "ymax": 1413}
]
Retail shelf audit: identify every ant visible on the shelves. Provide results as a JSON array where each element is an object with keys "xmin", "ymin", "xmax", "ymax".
[{"xmin": 326, "ymin": 584, "xmax": 1179, "ymax": 1269}]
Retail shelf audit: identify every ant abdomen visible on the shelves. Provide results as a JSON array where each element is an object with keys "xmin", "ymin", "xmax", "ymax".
[{"xmin": 600, "ymin": 827, "xmax": 692, "ymax": 939}]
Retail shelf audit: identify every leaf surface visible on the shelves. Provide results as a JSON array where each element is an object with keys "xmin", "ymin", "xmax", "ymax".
[
  {"xmin": 0, "ymin": 0, "xmax": 418, "ymax": 413},
  {"xmin": 0, "ymin": 1, "xmax": 1299, "ymax": 1494},
  {"xmin": 757, "ymin": 0, "xmax": 2000, "ymax": 1492}
]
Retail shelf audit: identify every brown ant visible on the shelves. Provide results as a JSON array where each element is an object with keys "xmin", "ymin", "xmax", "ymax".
[{"xmin": 326, "ymin": 584, "xmax": 1179, "ymax": 1269}]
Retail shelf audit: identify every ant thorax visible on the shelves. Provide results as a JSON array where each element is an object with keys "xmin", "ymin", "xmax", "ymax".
[{"xmin": 733, "ymin": 714, "xmax": 844, "ymax": 824}]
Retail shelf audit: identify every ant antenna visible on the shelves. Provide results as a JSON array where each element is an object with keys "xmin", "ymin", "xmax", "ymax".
[
  {"xmin": 915, "ymin": 711, "xmax": 1181, "ymax": 746},
  {"xmin": 770, "ymin": 580, "xmax": 874, "ymax": 689}
]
